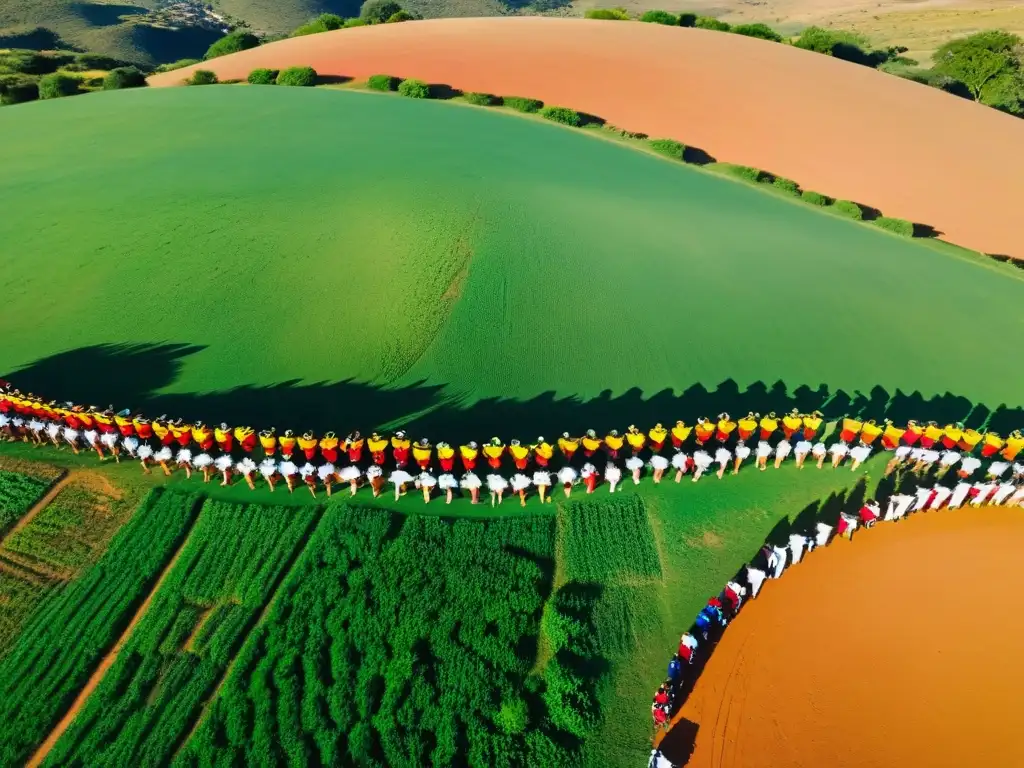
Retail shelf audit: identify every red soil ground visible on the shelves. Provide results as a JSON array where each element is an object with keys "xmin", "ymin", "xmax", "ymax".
[
  {"xmin": 149, "ymin": 18, "xmax": 1024, "ymax": 260},
  {"xmin": 660, "ymin": 505, "xmax": 1024, "ymax": 768}
]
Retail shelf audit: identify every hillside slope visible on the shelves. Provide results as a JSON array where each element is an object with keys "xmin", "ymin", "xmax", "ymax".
[{"xmin": 150, "ymin": 18, "xmax": 1024, "ymax": 260}]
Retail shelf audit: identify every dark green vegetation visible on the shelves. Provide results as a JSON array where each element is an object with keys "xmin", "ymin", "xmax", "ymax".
[
  {"xmin": 647, "ymin": 138, "xmax": 685, "ymax": 159},
  {"xmin": 187, "ymin": 68, "xmax": 218, "ymax": 85},
  {"xmin": 276, "ymin": 64, "xmax": 317, "ymax": 85},
  {"xmin": 45, "ymin": 498, "xmax": 319, "ymax": 766},
  {"xmin": 0, "ymin": 487, "xmax": 201, "ymax": 766},
  {"xmin": 1, "ymin": 85, "xmax": 1022, "ymax": 424},
  {"xmin": 562, "ymin": 495, "xmax": 660, "ymax": 582},
  {"xmin": 246, "ymin": 67, "xmax": 278, "ymax": 84},
  {"xmin": 0, "ymin": 468, "xmax": 47, "ymax": 536},
  {"xmin": 204, "ymin": 29, "xmax": 259, "ymax": 60},
  {"xmin": 874, "ymin": 216, "xmax": 915, "ymax": 236},
  {"xmin": 932, "ymin": 31, "xmax": 1024, "ymax": 113},
  {"xmin": 397, "ymin": 76, "xmax": 429, "ymax": 98},
  {"xmin": 367, "ymin": 73, "xmax": 398, "ymax": 91},
  {"xmin": 540, "ymin": 105, "xmax": 581, "ymax": 126}
]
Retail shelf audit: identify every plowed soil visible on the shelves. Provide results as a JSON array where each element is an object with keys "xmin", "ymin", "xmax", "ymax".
[
  {"xmin": 661, "ymin": 505, "xmax": 1024, "ymax": 768},
  {"xmin": 148, "ymin": 18, "xmax": 1024, "ymax": 260}
]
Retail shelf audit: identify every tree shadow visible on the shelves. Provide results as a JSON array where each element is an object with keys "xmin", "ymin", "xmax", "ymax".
[
  {"xmin": 70, "ymin": 2, "xmax": 148, "ymax": 26},
  {"xmin": 5, "ymin": 342, "xmax": 1023, "ymax": 443}
]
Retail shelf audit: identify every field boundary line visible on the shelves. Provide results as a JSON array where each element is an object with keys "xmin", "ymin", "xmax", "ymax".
[
  {"xmin": 172, "ymin": 503, "xmax": 327, "ymax": 757},
  {"xmin": 25, "ymin": 495, "xmax": 204, "ymax": 768},
  {"xmin": 0, "ymin": 469, "xmax": 70, "ymax": 550}
]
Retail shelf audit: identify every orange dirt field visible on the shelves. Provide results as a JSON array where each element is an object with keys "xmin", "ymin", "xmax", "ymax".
[
  {"xmin": 660, "ymin": 505, "xmax": 1024, "ymax": 768},
  {"xmin": 148, "ymin": 18, "xmax": 1024, "ymax": 260}
]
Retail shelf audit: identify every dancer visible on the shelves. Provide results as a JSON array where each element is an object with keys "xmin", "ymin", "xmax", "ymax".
[
  {"xmin": 837, "ymin": 512, "xmax": 858, "ymax": 540},
  {"xmin": 848, "ymin": 443, "xmax": 871, "ymax": 472},
  {"xmin": 192, "ymin": 422, "xmax": 214, "ymax": 452},
  {"xmin": 437, "ymin": 442, "xmax": 456, "ymax": 473},
  {"xmin": 279, "ymin": 460, "xmax": 299, "ymax": 492},
  {"xmin": 26, "ymin": 418, "xmax": 43, "ymax": 445},
  {"xmin": 722, "ymin": 581, "xmax": 746, "ymax": 614},
  {"xmin": 881, "ymin": 420, "xmax": 906, "ymax": 450},
  {"xmin": 413, "ymin": 438, "xmax": 433, "ymax": 471},
  {"xmin": 84, "ymin": 428, "xmax": 103, "ymax": 459},
  {"xmin": 45, "ymin": 421, "xmax": 61, "ymax": 447},
  {"xmin": 389, "ymin": 467, "xmax": 413, "ymax": 500},
  {"xmin": 558, "ymin": 433, "xmax": 579, "ymax": 463},
  {"xmin": 814, "ymin": 521, "xmax": 833, "ymax": 549},
  {"xmin": 981, "ymin": 431, "xmax": 1005, "ymax": 458},
  {"xmin": 122, "ymin": 435, "xmax": 139, "ymax": 458},
  {"xmin": 812, "ymin": 441, "xmax": 827, "ymax": 469},
  {"xmin": 318, "ymin": 432, "xmax": 340, "ymax": 464},
  {"xmin": 169, "ymin": 419, "xmax": 191, "ymax": 449},
  {"xmin": 946, "ymin": 482, "xmax": 972, "ymax": 510},
  {"xmin": 460, "ymin": 471, "xmax": 482, "ymax": 504},
  {"xmin": 215, "ymin": 454, "xmax": 234, "ymax": 486},
  {"xmin": 678, "ymin": 632, "xmax": 699, "ymax": 664},
  {"xmin": 794, "ymin": 439, "xmax": 811, "ymax": 469},
  {"xmin": 138, "ymin": 443, "xmax": 154, "ymax": 474},
  {"xmin": 339, "ymin": 464, "xmax": 361, "ymax": 496},
  {"xmin": 460, "ymin": 441, "xmax": 479, "ymax": 471},
  {"xmin": 100, "ymin": 431, "xmax": 120, "ymax": 462},
  {"xmin": 511, "ymin": 472, "xmax": 532, "ymax": 506},
  {"xmin": 531, "ymin": 469, "xmax": 551, "ymax": 503},
  {"xmin": 759, "ymin": 412, "xmax": 779, "ymax": 441},
  {"xmin": 671, "ymin": 420, "xmax": 692, "ymax": 449},
  {"xmin": 415, "ymin": 471, "xmax": 437, "ymax": 503},
  {"xmin": 781, "ymin": 410, "xmax": 803, "ymax": 441},
  {"xmin": 176, "ymin": 448, "xmax": 193, "ymax": 479},
  {"xmin": 391, "ymin": 431, "xmax": 411, "ymax": 468},
  {"xmin": 259, "ymin": 428, "xmax": 277, "ymax": 457},
  {"xmin": 235, "ymin": 425, "xmax": 257, "ymax": 453},
  {"xmin": 737, "ymin": 412, "xmax": 759, "ymax": 443},
  {"xmin": 755, "ymin": 441, "xmax": 772, "ymax": 471},
  {"xmin": 769, "ymin": 544, "xmax": 788, "ymax": 579},
  {"xmin": 694, "ymin": 418, "xmax": 715, "ymax": 446},
  {"xmin": 625, "ymin": 454, "xmax": 645, "ymax": 484},
  {"xmin": 582, "ymin": 430, "xmax": 602, "ymax": 458},
  {"xmin": 439, "ymin": 471, "xmax": 458, "ymax": 504},
  {"xmin": 715, "ymin": 413, "xmax": 736, "ymax": 443},
  {"xmin": 194, "ymin": 452, "xmax": 214, "ymax": 482},
  {"xmin": 259, "ymin": 458, "xmax": 279, "ymax": 491},
  {"xmin": 714, "ymin": 447, "xmax": 731, "ymax": 479},
  {"xmin": 557, "ymin": 464, "xmax": 578, "ymax": 496},
  {"xmin": 509, "ymin": 439, "xmax": 530, "ymax": 470},
  {"xmin": 733, "ymin": 443, "xmax": 750, "ymax": 475},
  {"xmin": 627, "ymin": 425, "xmax": 646, "ymax": 455},
  {"xmin": 215, "ymin": 423, "xmax": 234, "ymax": 453},
  {"xmin": 774, "ymin": 439, "xmax": 791, "ymax": 469},
  {"xmin": 368, "ymin": 432, "xmax": 388, "ymax": 465},
  {"xmin": 63, "ymin": 424, "xmax": 82, "ymax": 453},
  {"xmin": 605, "ymin": 462, "xmax": 622, "ymax": 493},
  {"xmin": 671, "ymin": 451, "xmax": 689, "ymax": 482},
  {"xmin": 903, "ymin": 420, "xmax": 923, "ymax": 447},
  {"xmin": 367, "ymin": 465, "xmax": 385, "ymax": 497},
  {"xmin": 487, "ymin": 473, "xmax": 508, "ymax": 506},
  {"xmin": 970, "ymin": 482, "xmax": 998, "ymax": 507},
  {"xmin": 958, "ymin": 427, "xmax": 983, "ymax": 454},
  {"xmin": 745, "ymin": 565, "xmax": 767, "ymax": 598},
  {"xmin": 987, "ymin": 461, "xmax": 1011, "ymax": 481},
  {"xmin": 582, "ymin": 463, "xmax": 599, "ymax": 493},
  {"xmin": 484, "ymin": 437, "xmax": 506, "ymax": 469},
  {"xmin": 829, "ymin": 441, "xmax": 849, "ymax": 468},
  {"xmin": 650, "ymin": 453, "xmax": 669, "ymax": 484},
  {"xmin": 298, "ymin": 432, "xmax": 318, "ymax": 462},
  {"xmin": 927, "ymin": 485, "xmax": 953, "ymax": 510},
  {"xmin": 859, "ymin": 420, "xmax": 883, "ymax": 446},
  {"xmin": 885, "ymin": 445, "xmax": 912, "ymax": 476},
  {"xmin": 237, "ymin": 457, "xmax": 258, "ymax": 490},
  {"xmin": 648, "ymin": 423, "xmax": 668, "ymax": 453},
  {"xmin": 300, "ymin": 463, "xmax": 318, "ymax": 497},
  {"xmin": 692, "ymin": 450, "xmax": 712, "ymax": 482},
  {"xmin": 858, "ymin": 500, "xmax": 881, "ymax": 526},
  {"xmin": 936, "ymin": 449, "xmax": 961, "ymax": 478},
  {"xmin": 154, "ymin": 446, "xmax": 173, "ymax": 475},
  {"xmin": 345, "ymin": 432, "xmax": 364, "ymax": 464},
  {"xmin": 789, "ymin": 532, "xmax": 808, "ymax": 563},
  {"xmin": 940, "ymin": 423, "xmax": 962, "ymax": 450},
  {"xmin": 958, "ymin": 454, "xmax": 982, "ymax": 479},
  {"xmin": 802, "ymin": 411, "xmax": 823, "ymax": 441},
  {"xmin": 921, "ymin": 422, "xmax": 944, "ymax": 449}
]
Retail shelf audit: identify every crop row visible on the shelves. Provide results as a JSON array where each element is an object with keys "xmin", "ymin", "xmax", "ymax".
[
  {"xmin": 563, "ymin": 494, "xmax": 662, "ymax": 583},
  {"xmin": 0, "ymin": 468, "xmax": 48, "ymax": 536},
  {"xmin": 176, "ymin": 505, "xmax": 576, "ymax": 767},
  {"xmin": 0, "ymin": 487, "xmax": 202, "ymax": 766},
  {"xmin": 44, "ymin": 498, "xmax": 320, "ymax": 766}
]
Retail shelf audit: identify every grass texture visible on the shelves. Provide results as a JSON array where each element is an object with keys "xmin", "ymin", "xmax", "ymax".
[
  {"xmin": 1, "ymin": 86, "xmax": 1022, "ymax": 426},
  {"xmin": 0, "ymin": 469, "xmax": 48, "ymax": 536}
]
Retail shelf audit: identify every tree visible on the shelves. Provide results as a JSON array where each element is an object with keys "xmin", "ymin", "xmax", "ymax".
[
  {"xmin": 187, "ymin": 69, "xmax": 218, "ymax": 85},
  {"xmin": 360, "ymin": 0, "xmax": 402, "ymax": 23},
  {"xmin": 291, "ymin": 13, "xmax": 344, "ymax": 36},
  {"xmin": 732, "ymin": 22, "xmax": 782, "ymax": 42},
  {"xmin": 386, "ymin": 10, "xmax": 415, "ymax": 21},
  {"xmin": 934, "ymin": 31, "xmax": 1023, "ymax": 103},
  {"xmin": 204, "ymin": 30, "xmax": 259, "ymax": 60},
  {"xmin": 102, "ymin": 67, "xmax": 146, "ymax": 90},
  {"xmin": 397, "ymin": 78, "xmax": 429, "ymax": 98},
  {"xmin": 276, "ymin": 66, "xmax": 317, "ymax": 86},
  {"xmin": 38, "ymin": 72, "xmax": 80, "ymax": 99},
  {"xmin": 247, "ymin": 67, "xmax": 279, "ymax": 84},
  {"xmin": 639, "ymin": 10, "xmax": 677, "ymax": 25}
]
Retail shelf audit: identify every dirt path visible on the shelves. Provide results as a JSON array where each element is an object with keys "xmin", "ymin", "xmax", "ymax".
[
  {"xmin": 26, "ymin": 529, "xmax": 193, "ymax": 768},
  {"xmin": 659, "ymin": 505, "xmax": 1024, "ymax": 767},
  {"xmin": 0, "ymin": 471, "xmax": 70, "ymax": 550}
]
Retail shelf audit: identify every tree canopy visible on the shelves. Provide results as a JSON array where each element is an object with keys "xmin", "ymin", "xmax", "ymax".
[
  {"xmin": 934, "ymin": 31, "xmax": 1023, "ymax": 111},
  {"xmin": 204, "ymin": 30, "xmax": 259, "ymax": 60},
  {"xmin": 360, "ymin": 0, "xmax": 403, "ymax": 23}
]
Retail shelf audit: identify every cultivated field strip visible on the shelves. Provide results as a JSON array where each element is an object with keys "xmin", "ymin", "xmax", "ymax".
[
  {"xmin": 0, "ymin": 488, "xmax": 203, "ymax": 766},
  {"xmin": 42, "ymin": 499, "xmax": 322, "ymax": 766},
  {"xmin": 0, "ymin": 467, "xmax": 61, "ymax": 541}
]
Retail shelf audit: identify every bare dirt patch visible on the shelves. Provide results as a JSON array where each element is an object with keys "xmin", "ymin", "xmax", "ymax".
[{"xmin": 149, "ymin": 18, "xmax": 1024, "ymax": 260}]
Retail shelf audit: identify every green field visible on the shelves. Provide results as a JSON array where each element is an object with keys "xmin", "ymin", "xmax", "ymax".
[{"xmin": 1, "ymin": 85, "xmax": 1022, "ymax": 444}]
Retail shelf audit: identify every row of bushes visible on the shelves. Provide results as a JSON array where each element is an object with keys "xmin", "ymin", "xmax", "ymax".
[
  {"xmin": 0, "ymin": 66, "xmax": 147, "ymax": 105},
  {"xmin": 184, "ymin": 66, "xmax": 318, "ymax": 87}
]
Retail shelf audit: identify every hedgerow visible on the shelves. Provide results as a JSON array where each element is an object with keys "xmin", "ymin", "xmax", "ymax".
[
  {"xmin": 732, "ymin": 22, "xmax": 783, "ymax": 41},
  {"xmin": 463, "ymin": 91, "xmax": 496, "ymax": 105},
  {"xmin": 584, "ymin": 7, "xmax": 630, "ymax": 19},
  {"xmin": 246, "ymin": 68, "xmax": 278, "ymax": 85},
  {"xmin": 640, "ymin": 9, "xmax": 677, "ymax": 24},
  {"xmin": 873, "ymin": 216, "xmax": 915, "ymax": 236},
  {"xmin": 832, "ymin": 199, "xmax": 864, "ymax": 220},
  {"xmin": 45, "ymin": 498, "xmax": 319, "ymax": 766},
  {"xmin": 771, "ymin": 176, "xmax": 800, "ymax": 195},
  {"xmin": 367, "ymin": 73, "xmax": 399, "ymax": 91},
  {"xmin": 275, "ymin": 66, "xmax": 317, "ymax": 86},
  {"xmin": 718, "ymin": 163, "xmax": 764, "ymax": 183},
  {"xmin": 540, "ymin": 105, "xmax": 581, "ymax": 126},
  {"xmin": 398, "ymin": 77, "xmax": 430, "ymax": 98},
  {"xmin": 0, "ymin": 488, "xmax": 202, "ymax": 766},
  {"xmin": 696, "ymin": 16, "xmax": 730, "ymax": 31},
  {"xmin": 648, "ymin": 137, "xmax": 685, "ymax": 159},
  {"xmin": 503, "ymin": 95, "xmax": 543, "ymax": 112},
  {"xmin": 801, "ymin": 189, "xmax": 831, "ymax": 205}
]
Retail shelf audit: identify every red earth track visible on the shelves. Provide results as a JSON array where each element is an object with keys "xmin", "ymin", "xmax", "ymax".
[{"xmin": 149, "ymin": 18, "xmax": 1024, "ymax": 260}]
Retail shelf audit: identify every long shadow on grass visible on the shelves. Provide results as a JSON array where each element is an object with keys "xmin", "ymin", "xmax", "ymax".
[{"xmin": 5, "ymin": 342, "xmax": 1024, "ymax": 445}]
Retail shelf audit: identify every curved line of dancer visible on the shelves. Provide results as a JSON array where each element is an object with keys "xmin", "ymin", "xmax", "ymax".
[
  {"xmin": 647, "ymin": 470, "xmax": 1024, "ymax": 768},
  {"xmin": 2, "ymin": 384, "xmax": 1023, "ymax": 503}
]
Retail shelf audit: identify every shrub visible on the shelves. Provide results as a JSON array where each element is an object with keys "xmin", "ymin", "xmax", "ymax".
[
  {"xmin": 495, "ymin": 698, "xmax": 528, "ymax": 735},
  {"xmin": 648, "ymin": 138, "xmax": 685, "ymax": 159},
  {"xmin": 247, "ymin": 68, "xmax": 278, "ymax": 85},
  {"xmin": 463, "ymin": 91, "xmax": 495, "ymax": 105},
  {"xmin": 678, "ymin": 12, "xmax": 697, "ymax": 26},
  {"xmin": 186, "ymin": 69, "xmax": 218, "ymax": 85},
  {"xmin": 0, "ymin": 75, "xmax": 39, "ymax": 105},
  {"xmin": 584, "ymin": 7, "xmax": 630, "ymax": 20},
  {"xmin": 204, "ymin": 30, "xmax": 259, "ymax": 60},
  {"xmin": 0, "ymin": 50, "xmax": 59, "ymax": 75},
  {"xmin": 38, "ymin": 73, "xmax": 80, "ymax": 99},
  {"xmin": 397, "ymin": 78, "xmax": 429, "ymax": 98},
  {"xmin": 732, "ymin": 22, "xmax": 782, "ymax": 42},
  {"xmin": 873, "ymin": 216, "xmax": 914, "ymax": 236},
  {"xmin": 367, "ymin": 74, "xmax": 398, "ymax": 91},
  {"xmin": 503, "ymin": 95, "xmax": 543, "ymax": 112},
  {"xmin": 291, "ymin": 13, "xmax": 344, "ymax": 36},
  {"xmin": 771, "ymin": 176, "xmax": 800, "ymax": 195},
  {"xmin": 102, "ymin": 67, "xmax": 146, "ymax": 90},
  {"xmin": 832, "ymin": 199, "xmax": 864, "ymax": 220},
  {"xmin": 73, "ymin": 53, "xmax": 125, "ymax": 70},
  {"xmin": 719, "ymin": 163, "xmax": 763, "ymax": 182},
  {"xmin": 386, "ymin": 10, "xmax": 415, "ymax": 21},
  {"xmin": 540, "ymin": 105, "xmax": 581, "ymax": 126},
  {"xmin": 640, "ymin": 10, "xmax": 677, "ymax": 25},
  {"xmin": 801, "ymin": 189, "xmax": 830, "ymax": 206},
  {"xmin": 153, "ymin": 58, "xmax": 199, "ymax": 73},
  {"xmin": 360, "ymin": 0, "xmax": 402, "ymax": 23},
  {"xmin": 695, "ymin": 16, "xmax": 730, "ymax": 31},
  {"xmin": 343, "ymin": 17, "xmax": 368, "ymax": 27},
  {"xmin": 275, "ymin": 66, "xmax": 317, "ymax": 86}
]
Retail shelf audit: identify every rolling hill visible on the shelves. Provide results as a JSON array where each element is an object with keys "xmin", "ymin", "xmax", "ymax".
[
  {"xmin": 1, "ymin": 83, "xmax": 1022, "ymax": 439},
  {"xmin": 149, "ymin": 18, "xmax": 1024, "ymax": 261}
]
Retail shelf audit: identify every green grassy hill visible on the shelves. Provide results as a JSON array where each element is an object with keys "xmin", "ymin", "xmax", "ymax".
[{"xmin": 1, "ymin": 85, "xmax": 1021, "ymax": 437}]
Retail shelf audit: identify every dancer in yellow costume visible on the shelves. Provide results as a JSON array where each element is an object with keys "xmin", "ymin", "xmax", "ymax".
[
  {"xmin": 980, "ymin": 431, "xmax": 1004, "ymax": 458},
  {"xmin": 368, "ymin": 432, "xmax": 388, "ymax": 465},
  {"xmin": 670, "ymin": 421, "xmax": 692, "ymax": 449},
  {"xmin": 1001, "ymin": 430, "xmax": 1024, "ymax": 461},
  {"xmin": 781, "ymin": 410, "xmax": 802, "ymax": 441},
  {"xmin": 940, "ymin": 423, "xmax": 963, "ymax": 450},
  {"xmin": 648, "ymin": 423, "xmax": 668, "ymax": 453},
  {"xmin": 694, "ymin": 418, "xmax": 715, "ymax": 445},
  {"xmin": 581, "ymin": 430, "xmax": 602, "ymax": 457},
  {"xmin": 839, "ymin": 417, "xmax": 862, "ymax": 444},
  {"xmin": 957, "ymin": 428, "xmax": 982, "ymax": 453},
  {"xmin": 532, "ymin": 437, "xmax": 554, "ymax": 467},
  {"xmin": 715, "ymin": 413, "xmax": 736, "ymax": 443},
  {"xmin": 801, "ymin": 411, "xmax": 823, "ymax": 441},
  {"xmin": 509, "ymin": 439, "xmax": 531, "ymax": 470},
  {"xmin": 758, "ymin": 413, "xmax": 779, "ymax": 441},
  {"xmin": 626, "ymin": 425, "xmax": 646, "ymax": 455},
  {"xmin": 604, "ymin": 430, "xmax": 625, "ymax": 458},
  {"xmin": 558, "ymin": 433, "xmax": 580, "ymax": 462},
  {"xmin": 858, "ymin": 420, "xmax": 883, "ymax": 445},
  {"xmin": 880, "ymin": 420, "xmax": 905, "ymax": 450},
  {"xmin": 483, "ymin": 437, "xmax": 506, "ymax": 469},
  {"xmin": 737, "ymin": 412, "xmax": 758, "ymax": 442},
  {"xmin": 460, "ymin": 441, "xmax": 479, "ymax": 470}
]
